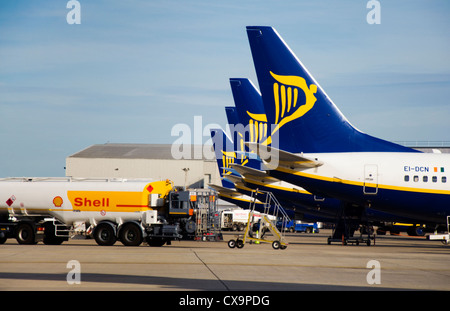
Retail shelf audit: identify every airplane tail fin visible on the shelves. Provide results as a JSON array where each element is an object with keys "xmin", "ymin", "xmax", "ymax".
[
  {"xmin": 210, "ymin": 128, "xmax": 269, "ymax": 211},
  {"xmin": 229, "ymin": 78, "xmax": 271, "ymax": 146},
  {"xmin": 210, "ymin": 128, "xmax": 238, "ymax": 189},
  {"xmin": 224, "ymin": 104, "xmax": 263, "ymax": 170},
  {"xmin": 246, "ymin": 26, "xmax": 417, "ymax": 153}
]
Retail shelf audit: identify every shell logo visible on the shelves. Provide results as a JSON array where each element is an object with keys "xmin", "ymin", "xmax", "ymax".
[{"xmin": 53, "ymin": 196, "xmax": 63, "ymax": 207}]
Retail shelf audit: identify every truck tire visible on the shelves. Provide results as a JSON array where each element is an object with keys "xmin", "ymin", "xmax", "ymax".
[
  {"xmin": 16, "ymin": 223, "xmax": 37, "ymax": 245},
  {"xmin": 93, "ymin": 223, "xmax": 117, "ymax": 246},
  {"xmin": 43, "ymin": 222, "xmax": 65, "ymax": 245},
  {"xmin": 0, "ymin": 233, "xmax": 7, "ymax": 244},
  {"xmin": 43, "ymin": 235, "xmax": 64, "ymax": 245},
  {"xmin": 147, "ymin": 237, "xmax": 166, "ymax": 247},
  {"xmin": 120, "ymin": 223, "xmax": 143, "ymax": 246}
]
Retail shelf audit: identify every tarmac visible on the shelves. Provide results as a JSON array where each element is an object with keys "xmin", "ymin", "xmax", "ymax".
[{"xmin": 0, "ymin": 229, "xmax": 449, "ymax": 291}]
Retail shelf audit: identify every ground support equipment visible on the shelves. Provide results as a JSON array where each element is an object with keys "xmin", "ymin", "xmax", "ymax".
[
  {"xmin": 327, "ymin": 203, "xmax": 375, "ymax": 246},
  {"xmin": 228, "ymin": 190, "xmax": 289, "ymax": 250}
]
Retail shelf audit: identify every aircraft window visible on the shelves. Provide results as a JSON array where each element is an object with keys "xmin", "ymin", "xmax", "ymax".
[
  {"xmin": 423, "ymin": 176, "xmax": 428, "ymax": 182},
  {"xmin": 442, "ymin": 176, "xmax": 447, "ymax": 183},
  {"xmin": 432, "ymin": 176, "xmax": 437, "ymax": 183},
  {"xmin": 404, "ymin": 175, "xmax": 409, "ymax": 182},
  {"xmin": 413, "ymin": 176, "xmax": 419, "ymax": 182}
]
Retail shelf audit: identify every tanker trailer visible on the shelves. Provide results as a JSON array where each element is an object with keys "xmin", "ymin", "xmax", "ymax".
[{"xmin": 0, "ymin": 177, "xmax": 182, "ymax": 246}]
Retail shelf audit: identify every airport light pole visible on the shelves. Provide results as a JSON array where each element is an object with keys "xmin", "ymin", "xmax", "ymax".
[{"xmin": 182, "ymin": 168, "xmax": 190, "ymax": 190}]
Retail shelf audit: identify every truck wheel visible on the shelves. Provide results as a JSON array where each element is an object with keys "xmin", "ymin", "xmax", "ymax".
[
  {"xmin": 0, "ymin": 234, "xmax": 7, "ymax": 244},
  {"xmin": 147, "ymin": 238, "xmax": 166, "ymax": 247},
  {"xmin": 43, "ymin": 222, "xmax": 64, "ymax": 245},
  {"xmin": 184, "ymin": 220, "xmax": 196, "ymax": 234},
  {"xmin": 16, "ymin": 223, "xmax": 36, "ymax": 245},
  {"xmin": 94, "ymin": 223, "xmax": 117, "ymax": 246},
  {"xmin": 120, "ymin": 223, "xmax": 143, "ymax": 246},
  {"xmin": 43, "ymin": 235, "xmax": 64, "ymax": 245}
]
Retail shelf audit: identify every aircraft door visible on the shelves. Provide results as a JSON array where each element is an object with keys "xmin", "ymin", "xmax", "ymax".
[{"xmin": 363, "ymin": 164, "xmax": 378, "ymax": 195}]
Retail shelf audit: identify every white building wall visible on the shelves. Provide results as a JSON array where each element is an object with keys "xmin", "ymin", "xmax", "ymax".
[{"xmin": 66, "ymin": 157, "xmax": 221, "ymax": 189}]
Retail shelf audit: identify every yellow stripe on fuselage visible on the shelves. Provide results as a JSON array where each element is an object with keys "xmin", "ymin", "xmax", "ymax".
[
  {"xmin": 244, "ymin": 179, "xmax": 312, "ymax": 195},
  {"xmin": 275, "ymin": 166, "xmax": 450, "ymax": 196}
]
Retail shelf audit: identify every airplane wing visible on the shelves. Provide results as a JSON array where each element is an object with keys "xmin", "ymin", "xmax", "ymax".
[
  {"xmin": 222, "ymin": 174, "xmax": 244, "ymax": 185},
  {"xmin": 246, "ymin": 142, "xmax": 323, "ymax": 169},
  {"xmin": 208, "ymin": 184, "xmax": 244, "ymax": 197},
  {"xmin": 229, "ymin": 163, "xmax": 279, "ymax": 182}
]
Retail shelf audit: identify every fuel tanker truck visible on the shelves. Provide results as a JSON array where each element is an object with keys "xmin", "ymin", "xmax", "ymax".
[{"xmin": 0, "ymin": 177, "xmax": 206, "ymax": 246}]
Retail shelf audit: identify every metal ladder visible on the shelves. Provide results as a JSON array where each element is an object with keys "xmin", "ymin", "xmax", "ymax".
[
  {"xmin": 253, "ymin": 190, "xmax": 290, "ymax": 247},
  {"xmin": 52, "ymin": 219, "xmax": 71, "ymax": 238},
  {"xmin": 228, "ymin": 189, "xmax": 289, "ymax": 250},
  {"xmin": 259, "ymin": 190, "xmax": 291, "ymax": 231}
]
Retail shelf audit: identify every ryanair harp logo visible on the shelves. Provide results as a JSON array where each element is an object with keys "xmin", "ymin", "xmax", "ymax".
[
  {"xmin": 221, "ymin": 147, "xmax": 248, "ymax": 176},
  {"xmin": 221, "ymin": 150, "xmax": 236, "ymax": 175},
  {"xmin": 270, "ymin": 71, "xmax": 317, "ymax": 133},
  {"xmin": 246, "ymin": 72, "xmax": 317, "ymax": 146},
  {"xmin": 220, "ymin": 72, "xmax": 318, "ymax": 174}
]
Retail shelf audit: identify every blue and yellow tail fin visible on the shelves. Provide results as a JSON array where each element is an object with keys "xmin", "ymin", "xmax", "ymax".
[
  {"xmin": 246, "ymin": 26, "xmax": 417, "ymax": 153},
  {"xmin": 210, "ymin": 128, "xmax": 238, "ymax": 189},
  {"xmin": 229, "ymin": 78, "xmax": 271, "ymax": 147}
]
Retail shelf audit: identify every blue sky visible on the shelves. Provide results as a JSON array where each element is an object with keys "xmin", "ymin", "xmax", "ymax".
[{"xmin": 1, "ymin": 0, "xmax": 449, "ymax": 177}]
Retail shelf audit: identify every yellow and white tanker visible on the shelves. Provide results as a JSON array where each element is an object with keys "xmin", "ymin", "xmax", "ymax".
[{"xmin": 0, "ymin": 177, "xmax": 198, "ymax": 246}]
